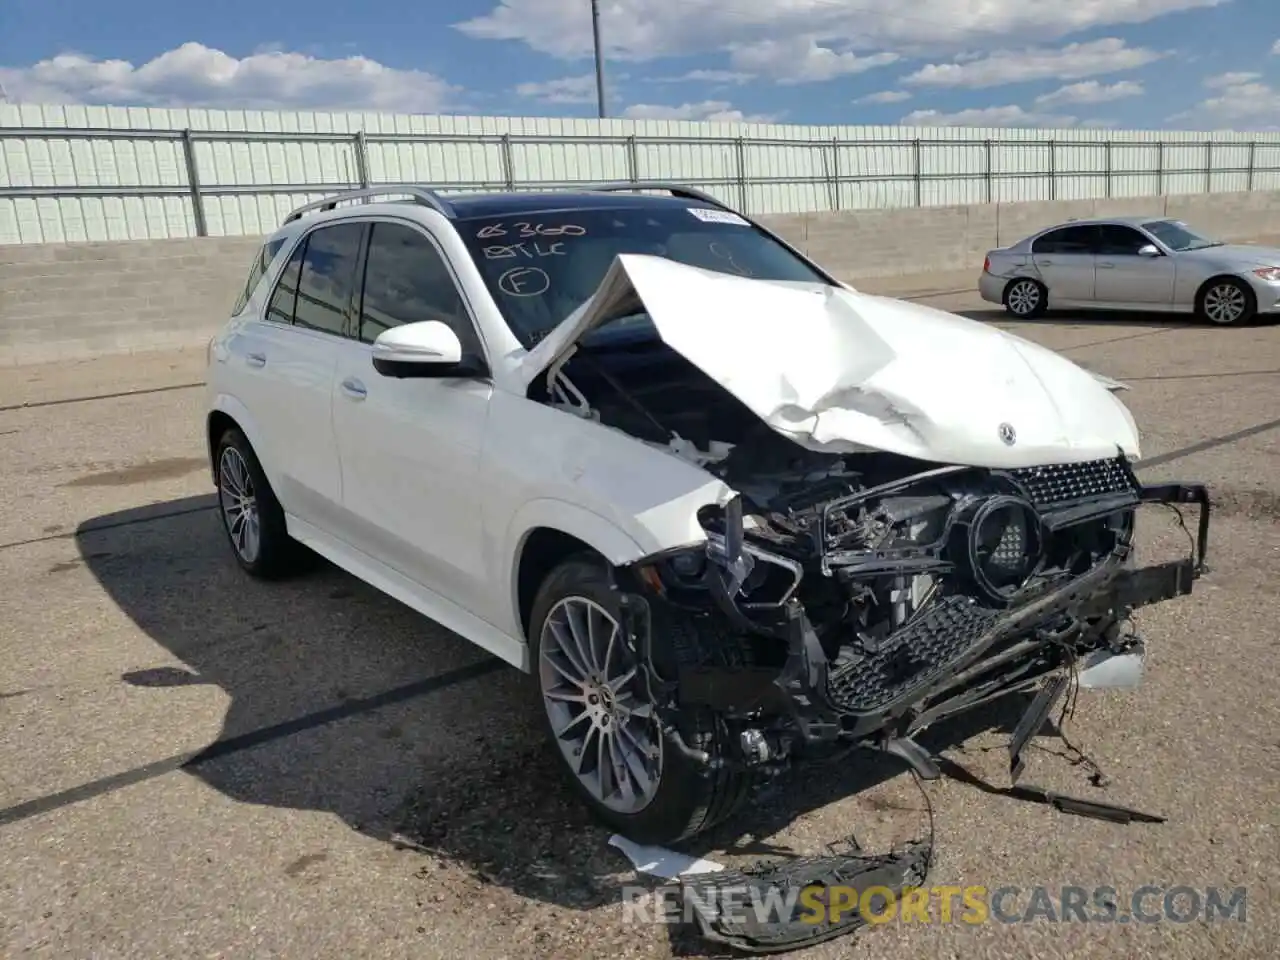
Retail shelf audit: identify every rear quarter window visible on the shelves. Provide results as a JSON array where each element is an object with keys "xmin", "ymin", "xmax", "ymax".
[{"xmin": 232, "ymin": 237, "xmax": 288, "ymax": 315}]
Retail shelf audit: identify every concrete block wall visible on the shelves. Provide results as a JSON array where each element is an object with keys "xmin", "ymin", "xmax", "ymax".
[
  {"xmin": 0, "ymin": 235, "xmax": 261, "ymax": 365},
  {"xmin": 3, "ymin": 189, "xmax": 1279, "ymax": 366}
]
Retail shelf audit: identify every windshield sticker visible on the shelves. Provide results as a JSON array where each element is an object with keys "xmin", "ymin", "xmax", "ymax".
[
  {"xmin": 498, "ymin": 266, "xmax": 551, "ymax": 297},
  {"xmin": 688, "ymin": 207, "xmax": 749, "ymax": 226}
]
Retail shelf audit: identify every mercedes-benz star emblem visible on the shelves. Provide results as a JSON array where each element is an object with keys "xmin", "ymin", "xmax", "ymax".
[{"xmin": 998, "ymin": 422, "xmax": 1017, "ymax": 446}]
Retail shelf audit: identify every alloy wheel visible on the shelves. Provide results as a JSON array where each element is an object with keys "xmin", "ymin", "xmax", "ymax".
[
  {"xmin": 1202, "ymin": 282, "xmax": 1247, "ymax": 325},
  {"xmin": 538, "ymin": 596, "xmax": 663, "ymax": 814},
  {"xmin": 1007, "ymin": 280, "xmax": 1041, "ymax": 316},
  {"xmin": 218, "ymin": 446, "xmax": 261, "ymax": 563}
]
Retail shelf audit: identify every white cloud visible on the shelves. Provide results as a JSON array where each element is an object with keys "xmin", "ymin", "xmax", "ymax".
[
  {"xmin": 622, "ymin": 99, "xmax": 775, "ymax": 122},
  {"xmin": 900, "ymin": 104, "xmax": 1079, "ymax": 127},
  {"xmin": 903, "ymin": 38, "xmax": 1164, "ymax": 89},
  {"xmin": 1272, "ymin": 39, "xmax": 1280, "ymax": 54},
  {"xmin": 1172, "ymin": 74, "xmax": 1280, "ymax": 130},
  {"xmin": 455, "ymin": 0, "xmax": 1225, "ymax": 63},
  {"xmin": 856, "ymin": 90, "xmax": 912, "ymax": 104},
  {"xmin": 1203, "ymin": 71, "xmax": 1260, "ymax": 88},
  {"xmin": 1034, "ymin": 80, "xmax": 1144, "ymax": 107},
  {"xmin": 652, "ymin": 69, "xmax": 752, "ymax": 85},
  {"xmin": 728, "ymin": 38, "xmax": 897, "ymax": 84},
  {"xmin": 0, "ymin": 42, "xmax": 459, "ymax": 112},
  {"xmin": 515, "ymin": 74, "xmax": 599, "ymax": 103}
]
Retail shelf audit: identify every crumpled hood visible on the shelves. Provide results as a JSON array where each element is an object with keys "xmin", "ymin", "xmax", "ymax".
[{"xmin": 518, "ymin": 254, "xmax": 1141, "ymax": 469}]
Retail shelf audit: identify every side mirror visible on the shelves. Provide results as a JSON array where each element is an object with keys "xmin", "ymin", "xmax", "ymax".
[
  {"xmin": 371, "ymin": 321, "xmax": 480, "ymax": 378},
  {"xmin": 1137, "ymin": 244, "xmax": 1161, "ymax": 257}
]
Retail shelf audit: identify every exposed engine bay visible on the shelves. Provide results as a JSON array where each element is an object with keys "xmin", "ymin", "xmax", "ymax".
[{"xmin": 529, "ymin": 332, "xmax": 1211, "ymax": 785}]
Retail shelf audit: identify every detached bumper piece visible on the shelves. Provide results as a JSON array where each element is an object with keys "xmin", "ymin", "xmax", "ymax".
[{"xmin": 677, "ymin": 842, "xmax": 931, "ymax": 955}]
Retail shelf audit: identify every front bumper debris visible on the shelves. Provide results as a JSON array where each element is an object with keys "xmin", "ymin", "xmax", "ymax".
[
  {"xmin": 676, "ymin": 842, "xmax": 931, "ymax": 955},
  {"xmin": 668, "ymin": 481, "xmax": 1211, "ymax": 751}
]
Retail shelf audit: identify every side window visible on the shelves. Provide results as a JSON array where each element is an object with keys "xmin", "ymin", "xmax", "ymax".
[
  {"xmin": 293, "ymin": 223, "xmax": 366, "ymax": 337},
  {"xmin": 232, "ymin": 237, "xmax": 286, "ymax": 315},
  {"xmin": 1032, "ymin": 225, "xmax": 1096, "ymax": 255},
  {"xmin": 358, "ymin": 222, "xmax": 478, "ymax": 352},
  {"xmin": 266, "ymin": 238, "xmax": 306, "ymax": 325},
  {"xmin": 1096, "ymin": 225, "xmax": 1150, "ymax": 256}
]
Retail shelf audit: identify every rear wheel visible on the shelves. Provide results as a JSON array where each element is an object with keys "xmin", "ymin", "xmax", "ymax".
[
  {"xmin": 1196, "ymin": 278, "xmax": 1255, "ymax": 325},
  {"xmin": 1003, "ymin": 278, "xmax": 1047, "ymax": 318},
  {"xmin": 528, "ymin": 555, "xmax": 752, "ymax": 845},
  {"xmin": 214, "ymin": 427, "xmax": 306, "ymax": 579}
]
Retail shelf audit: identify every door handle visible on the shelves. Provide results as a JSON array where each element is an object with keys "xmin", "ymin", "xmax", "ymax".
[
  {"xmin": 340, "ymin": 377, "xmax": 367, "ymax": 401},
  {"xmin": 245, "ymin": 352, "xmax": 267, "ymax": 368},
  {"xmin": 1038, "ymin": 259, "xmax": 1053, "ymax": 265},
  {"xmin": 1097, "ymin": 261, "xmax": 1115, "ymax": 269}
]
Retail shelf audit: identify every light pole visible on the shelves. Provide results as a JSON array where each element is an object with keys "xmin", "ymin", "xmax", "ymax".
[{"xmin": 591, "ymin": 0, "xmax": 607, "ymax": 119}]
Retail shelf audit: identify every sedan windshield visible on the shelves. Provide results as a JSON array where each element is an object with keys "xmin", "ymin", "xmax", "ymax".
[
  {"xmin": 457, "ymin": 204, "xmax": 830, "ymax": 348},
  {"xmin": 1141, "ymin": 219, "xmax": 1223, "ymax": 252}
]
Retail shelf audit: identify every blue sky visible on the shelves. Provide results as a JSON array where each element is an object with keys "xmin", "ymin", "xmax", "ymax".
[{"xmin": 1, "ymin": 0, "xmax": 1279, "ymax": 129}]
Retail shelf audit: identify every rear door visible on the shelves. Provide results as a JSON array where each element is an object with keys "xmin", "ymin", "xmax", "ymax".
[
  {"xmin": 230, "ymin": 221, "xmax": 366, "ymax": 528},
  {"xmin": 1030, "ymin": 225, "xmax": 1098, "ymax": 302},
  {"xmin": 1093, "ymin": 223, "xmax": 1176, "ymax": 306}
]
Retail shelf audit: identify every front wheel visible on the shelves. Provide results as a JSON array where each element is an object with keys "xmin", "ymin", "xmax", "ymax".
[
  {"xmin": 528, "ymin": 555, "xmax": 752, "ymax": 845},
  {"xmin": 1003, "ymin": 277, "xmax": 1047, "ymax": 318},
  {"xmin": 1197, "ymin": 278, "xmax": 1255, "ymax": 325}
]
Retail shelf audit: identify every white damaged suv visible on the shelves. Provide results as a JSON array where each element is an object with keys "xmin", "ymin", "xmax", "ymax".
[{"xmin": 206, "ymin": 183, "xmax": 1211, "ymax": 846}]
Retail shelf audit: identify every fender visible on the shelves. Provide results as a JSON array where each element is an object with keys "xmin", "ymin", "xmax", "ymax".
[
  {"xmin": 501, "ymin": 497, "xmax": 654, "ymax": 639},
  {"xmin": 207, "ymin": 392, "xmax": 280, "ymax": 488}
]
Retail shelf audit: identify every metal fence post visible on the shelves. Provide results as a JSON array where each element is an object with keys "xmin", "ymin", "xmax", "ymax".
[
  {"xmin": 1047, "ymin": 140, "xmax": 1056, "ymax": 201},
  {"xmin": 1104, "ymin": 141, "xmax": 1112, "ymax": 199},
  {"xmin": 625, "ymin": 134, "xmax": 639, "ymax": 183},
  {"xmin": 984, "ymin": 140, "xmax": 993, "ymax": 203},
  {"xmin": 500, "ymin": 134, "xmax": 515, "ymax": 191},
  {"xmin": 829, "ymin": 137, "xmax": 841, "ymax": 212},
  {"xmin": 735, "ymin": 136, "xmax": 748, "ymax": 212},
  {"xmin": 1156, "ymin": 141, "xmax": 1164, "ymax": 196},
  {"xmin": 353, "ymin": 131, "xmax": 370, "ymax": 188},
  {"xmin": 912, "ymin": 139, "xmax": 922, "ymax": 206},
  {"xmin": 1205, "ymin": 140, "xmax": 1213, "ymax": 194},
  {"xmin": 1247, "ymin": 141, "xmax": 1256, "ymax": 192},
  {"xmin": 181, "ymin": 128, "xmax": 208, "ymax": 238}
]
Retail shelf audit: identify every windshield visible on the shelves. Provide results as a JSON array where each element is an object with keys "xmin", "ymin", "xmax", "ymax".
[
  {"xmin": 1142, "ymin": 219, "xmax": 1223, "ymax": 252},
  {"xmin": 457, "ymin": 204, "xmax": 830, "ymax": 347}
]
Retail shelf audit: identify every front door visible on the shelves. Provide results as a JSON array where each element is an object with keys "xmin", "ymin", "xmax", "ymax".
[
  {"xmin": 330, "ymin": 219, "xmax": 495, "ymax": 620},
  {"xmin": 1092, "ymin": 223, "xmax": 1177, "ymax": 307}
]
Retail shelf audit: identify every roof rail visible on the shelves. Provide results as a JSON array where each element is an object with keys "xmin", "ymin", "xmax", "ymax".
[
  {"xmin": 585, "ymin": 181, "xmax": 742, "ymax": 216},
  {"xmin": 283, "ymin": 184, "xmax": 454, "ymax": 224}
]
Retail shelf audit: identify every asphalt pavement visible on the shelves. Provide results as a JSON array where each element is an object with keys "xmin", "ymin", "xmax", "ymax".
[{"xmin": 1, "ymin": 272, "xmax": 1277, "ymax": 959}]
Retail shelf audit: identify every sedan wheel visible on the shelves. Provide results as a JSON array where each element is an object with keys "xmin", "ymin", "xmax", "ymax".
[
  {"xmin": 538, "ymin": 595, "xmax": 662, "ymax": 815},
  {"xmin": 1004, "ymin": 278, "xmax": 1045, "ymax": 318},
  {"xmin": 1200, "ymin": 280, "xmax": 1252, "ymax": 325}
]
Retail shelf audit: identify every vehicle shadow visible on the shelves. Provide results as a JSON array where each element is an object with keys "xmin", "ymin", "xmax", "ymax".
[{"xmin": 76, "ymin": 497, "xmax": 1068, "ymax": 920}]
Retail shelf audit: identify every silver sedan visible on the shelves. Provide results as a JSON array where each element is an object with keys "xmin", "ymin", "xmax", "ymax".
[{"xmin": 978, "ymin": 216, "xmax": 1280, "ymax": 324}]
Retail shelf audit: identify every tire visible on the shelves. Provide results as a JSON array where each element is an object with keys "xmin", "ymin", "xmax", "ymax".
[
  {"xmin": 1003, "ymin": 277, "xmax": 1047, "ymax": 319},
  {"xmin": 528, "ymin": 554, "xmax": 753, "ymax": 845},
  {"xmin": 213, "ymin": 426, "xmax": 306, "ymax": 579},
  {"xmin": 1196, "ymin": 277, "xmax": 1255, "ymax": 326}
]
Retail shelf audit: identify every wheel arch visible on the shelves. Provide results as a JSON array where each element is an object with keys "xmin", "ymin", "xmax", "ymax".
[
  {"xmin": 206, "ymin": 395, "xmax": 276, "ymax": 487},
  {"xmin": 1194, "ymin": 272, "xmax": 1255, "ymax": 307},
  {"xmin": 506, "ymin": 500, "xmax": 650, "ymax": 642}
]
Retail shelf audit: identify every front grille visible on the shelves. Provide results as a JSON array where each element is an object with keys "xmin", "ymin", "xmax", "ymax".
[
  {"xmin": 826, "ymin": 596, "xmax": 1004, "ymax": 713},
  {"xmin": 1008, "ymin": 457, "xmax": 1135, "ymax": 507}
]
